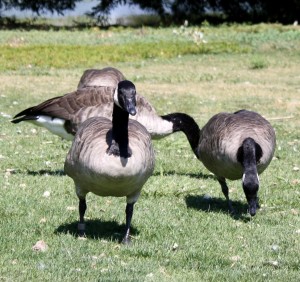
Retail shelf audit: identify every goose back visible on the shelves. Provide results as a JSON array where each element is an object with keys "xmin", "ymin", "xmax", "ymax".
[
  {"xmin": 64, "ymin": 117, "xmax": 155, "ymax": 203},
  {"xmin": 77, "ymin": 67, "xmax": 173, "ymax": 139},
  {"xmin": 77, "ymin": 67, "xmax": 125, "ymax": 89},
  {"xmin": 197, "ymin": 110, "xmax": 276, "ymax": 180},
  {"xmin": 70, "ymin": 91, "xmax": 170, "ymax": 139},
  {"xmin": 12, "ymin": 87, "xmax": 172, "ymax": 140}
]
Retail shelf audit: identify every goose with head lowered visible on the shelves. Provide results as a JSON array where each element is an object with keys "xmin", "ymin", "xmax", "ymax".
[
  {"xmin": 164, "ymin": 109, "xmax": 276, "ymax": 216},
  {"xmin": 64, "ymin": 80, "xmax": 155, "ymax": 244},
  {"xmin": 11, "ymin": 67, "xmax": 198, "ymax": 142}
]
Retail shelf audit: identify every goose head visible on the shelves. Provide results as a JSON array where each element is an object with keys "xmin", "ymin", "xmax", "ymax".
[
  {"xmin": 114, "ymin": 80, "xmax": 137, "ymax": 116},
  {"xmin": 242, "ymin": 172, "xmax": 259, "ymax": 216}
]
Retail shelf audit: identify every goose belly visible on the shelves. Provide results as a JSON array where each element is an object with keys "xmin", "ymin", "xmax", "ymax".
[
  {"xmin": 30, "ymin": 115, "xmax": 74, "ymax": 141},
  {"xmin": 76, "ymin": 173, "xmax": 145, "ymax": 198},
  {"xmin": 65, "ymin": 117, "xmax": 155, "ymax": 199},
  {"xmin": 72, "ymin": 155, "xmax": 153, "ymax": 197},
  {"xmin": 66, "ymin": 143, "xmax": 154, "ymax": 198},
  {"xmin": 198, "ymin": 133, "xmax": 274, "ymax": 180},
  {"xmin": 199, "ymin": 151, "xmax": 243, "ymax": 180}
]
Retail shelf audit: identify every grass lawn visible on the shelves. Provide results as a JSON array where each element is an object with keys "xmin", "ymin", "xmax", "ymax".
[{"xmin": 0, "ymin": 23, "xmax": 299, "ymax": 281}]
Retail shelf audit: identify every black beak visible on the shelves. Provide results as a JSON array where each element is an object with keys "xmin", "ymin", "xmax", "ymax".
[
  {"xmin": 128, "ymin": 107, "xmax": 136, "ymax": 116},
  {"xmin": 126, "ymin": 98, "xmax": 137, "ymax": 116},
  {"xmin": 248, "ymin": 198, "xmax": 257, "ymax": 216}
]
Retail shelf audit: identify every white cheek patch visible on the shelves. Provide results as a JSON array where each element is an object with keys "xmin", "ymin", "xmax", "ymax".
[{"xmin": 113, "ymin": 87, "xmax": 122, "ymax": 108}]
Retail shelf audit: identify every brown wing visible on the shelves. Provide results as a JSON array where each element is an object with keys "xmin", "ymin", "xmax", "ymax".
[{"xmin": 12, "ymin": 87, "xmax": 115, "ymax": 122}]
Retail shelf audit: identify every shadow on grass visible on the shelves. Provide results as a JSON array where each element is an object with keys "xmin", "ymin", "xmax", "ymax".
[
  {"xmin": 19, "ymin": 169, "xmax": 211, "ymax": 179},
  {"xmin": 153, "ymin": 170, "xmax": 215, "ymax": 180},
  {"xmin": 185, "ymin": 194, "xmax": 251, "ymax": 222},
  {"xmin": 26, "ymin": 169, "xmax": 65, "ymax": 176},
  {"xmin": 9, "ymin": 169, "xmax": 65, "ymax": 176},
  {"xmin": 55, "ymin": 219, "xmax": 139, "ymax": 243}
]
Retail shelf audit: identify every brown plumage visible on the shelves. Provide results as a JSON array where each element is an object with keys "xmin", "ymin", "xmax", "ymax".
[{"xmin": 11, "ymin": 66, "xmax": 188, "ymax": 141}]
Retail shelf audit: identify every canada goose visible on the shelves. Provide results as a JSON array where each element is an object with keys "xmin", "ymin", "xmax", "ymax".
[
  {"xmin": 164, "ymin": 110, "xmax": 276, "ymax": 216},
  {"xmin": 11, "ymin": 67, "xmax": 198, "ymax": 142},
  {"xmin": 64, "ymin": 80, "xmax": 155, "ymax": 244}
]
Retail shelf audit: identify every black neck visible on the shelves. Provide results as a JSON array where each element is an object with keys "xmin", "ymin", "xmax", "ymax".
[
  {"xmin": 237, "ymin": 137, "xmax": 260, "ymax": 192},
  {"xmin": 112, "ymin": 103, "xmax": 129, "ymax": 136},
  {"xmin": 237, "ymin": 137, "xmax": 262, "ymax": 216},
  {"xmin": 161, "ymin": 113, "xmax": 200, "ymax": 156},
  {"xmin": 237, "ymin": 137, "xmax": 262, "ymax": 170},
  {"xmin": 109, "ymin": 104, "xmax": 130, "ymax": 158}
]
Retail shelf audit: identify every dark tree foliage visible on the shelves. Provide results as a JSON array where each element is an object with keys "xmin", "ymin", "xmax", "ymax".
[
  {"xmin": 0, "ymin": 0, "xmax": 80, "ymax": 15},
  {"xmin": 207, "ymin": 0, "xmax": 300, "ymax": 24},
  {"xmin": 170, "ymin": 0, "xmax": 209, "ymax": 24},
  {"xmin": 0, "ymin": 0, "xmax": 299, "ymax": 24},
  {"xmin": 89, "ymin": 0, "xmax": 300, "ymax": 24}
]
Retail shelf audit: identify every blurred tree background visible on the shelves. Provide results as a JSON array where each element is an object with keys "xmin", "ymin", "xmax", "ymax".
[
  {"xmin": 0, "ymin": 0, "xmax": 299, "ymax": 25},
  {"xmin": 0, "ymin": 0, "xmax": 80, "ymax": 15}
]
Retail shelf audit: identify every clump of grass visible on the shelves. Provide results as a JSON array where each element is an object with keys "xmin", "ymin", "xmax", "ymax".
[
  {"xmin": 249, "ymin": 56, "xmax": 269, "ymax": 69},
  {"xmin": 173, "ymin": 21, "xmax": 207, "ymax": 45}
]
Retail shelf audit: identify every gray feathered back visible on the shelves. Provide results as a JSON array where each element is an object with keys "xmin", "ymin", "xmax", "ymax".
[{"xmin": 197, "ymin": 110, "xmax": 276, "ymax": 180}]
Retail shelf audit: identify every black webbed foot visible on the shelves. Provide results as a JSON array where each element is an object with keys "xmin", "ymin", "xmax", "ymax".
[
  {"xmin": 78, "ymin": 223, "xmax": 86, "ymax": 237},
  {"xmin": 228, "ymin": 201, "xmax": 236, "ymax": 216},
  {"xmin": 121, "ymin": 235, "xmax": 131, "ymax": 245}
]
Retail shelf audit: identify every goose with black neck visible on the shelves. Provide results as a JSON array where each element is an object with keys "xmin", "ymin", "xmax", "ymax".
[
  {"xmin": 64, "ymin": 80, "xmax": 155, "ymax": 244},
  {"xmin": 165, "ymin": 109, "xmax": 276, "ymax": 216}
]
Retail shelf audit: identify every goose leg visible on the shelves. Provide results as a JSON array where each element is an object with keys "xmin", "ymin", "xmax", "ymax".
[
  {"xmin": 122, "ymin": 203, "xmax": 135, "ymax": 244},
  {"xmin": 217, "ymin": 178, "xmax": 234, "ymax": 214},
  {"xmin": 78, "ymin": 198, "xmax": 87, "ymax": 237}
]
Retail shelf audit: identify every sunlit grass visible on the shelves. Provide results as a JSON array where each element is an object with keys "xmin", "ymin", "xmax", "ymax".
[
  {"xmin": 0, "ymin": 41, "xmax": 247, "ymax": 71},
  {"xmin": 0, "ymin": 24, "xmax": 299, "ymax": 281},
  {"xmin": 0, "ymin": 23, "xmax": 299, "ymax": 72}
]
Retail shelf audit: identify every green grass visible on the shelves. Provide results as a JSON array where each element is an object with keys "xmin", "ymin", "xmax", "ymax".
[
  {"xmin": 0, "ymin": 24, "xmax": 299, "ymax": 72},
  {"xmin": 0, "ymin": 41, "xmax": 246, "ymax": 71},
  {"xmin": 0, "ymin": 23, "xmax": 300, "ymax": 281}
]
